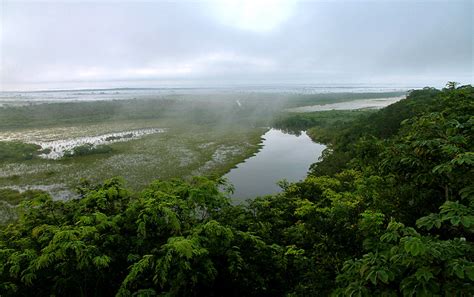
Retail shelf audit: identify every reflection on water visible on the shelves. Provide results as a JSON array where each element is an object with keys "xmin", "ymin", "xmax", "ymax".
[{"xmin": 225, "ymin": 129, "xmax": 325, "ymax": 202}]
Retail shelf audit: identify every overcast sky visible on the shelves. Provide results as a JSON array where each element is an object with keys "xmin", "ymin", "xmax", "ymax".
[{"xmin": 0, "ymin": 0, "xmax": 472, "ymax": 91}]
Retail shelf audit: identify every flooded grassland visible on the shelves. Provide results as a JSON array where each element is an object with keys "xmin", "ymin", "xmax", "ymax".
[
  {"xmin": 0, "ymin": 89, "xmax": 407, "ymax": 207},
  {"xmin": 0, "ymin": 125, "xmax": 265, "ymax": 199}
]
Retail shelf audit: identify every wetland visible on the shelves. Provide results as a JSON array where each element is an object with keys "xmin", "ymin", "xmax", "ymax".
[{"xmin": 0, "ymin": 87, "xmax": 406, "ymax": 203}]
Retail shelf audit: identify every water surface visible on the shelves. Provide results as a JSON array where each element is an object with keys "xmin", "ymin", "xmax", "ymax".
[
  {"xmin": 225, "ymin": 129, "xmax": 325, "ymax": 202},
  {"xmin": 287, "ymin": 96, "xmax": 405, "ymax": 112}
]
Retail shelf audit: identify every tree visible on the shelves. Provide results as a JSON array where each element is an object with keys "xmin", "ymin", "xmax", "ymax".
[
  {"xmin": 334, "ymin": 197, "xmax": 474, "ymax": 297},
  {"xmin": 446, "ymin": 81, "xmax": 460, "ymax": 90}
]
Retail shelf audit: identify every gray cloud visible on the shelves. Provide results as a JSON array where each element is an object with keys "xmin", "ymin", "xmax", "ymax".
[{"xmin": 1, "ymin": 0, "xmax": 472, "ymax": 90}]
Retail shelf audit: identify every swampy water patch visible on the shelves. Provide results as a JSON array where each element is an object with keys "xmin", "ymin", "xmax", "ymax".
[{"xmin": 29, "ymin": 128, "xmax": 165, "ymax": 159}]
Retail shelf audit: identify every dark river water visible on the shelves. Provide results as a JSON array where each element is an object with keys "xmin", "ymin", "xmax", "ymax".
[{"xmin": 225, "ymin": 129, "xmax": 326, "ymax": 202}]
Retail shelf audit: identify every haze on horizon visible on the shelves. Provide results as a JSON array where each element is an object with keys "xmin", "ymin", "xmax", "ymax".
[{"xmin": 0, "ymin": 0, "xmax": 472, "ymax": 91}]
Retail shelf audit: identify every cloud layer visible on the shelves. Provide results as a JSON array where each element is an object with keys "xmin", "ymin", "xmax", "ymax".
[{"xmin": 1, "ymin": 0, "xmax": 472, "ymax": 90}]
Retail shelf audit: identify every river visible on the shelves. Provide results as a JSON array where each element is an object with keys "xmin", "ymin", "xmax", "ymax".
[{"xmin": 224, "ymin": 129, "xmax": 325, "ymax": 202}]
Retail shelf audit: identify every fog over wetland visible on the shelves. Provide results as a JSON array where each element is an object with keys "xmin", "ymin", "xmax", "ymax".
[
  {"xmin": 0, "ymin": 86, "xmax": 408, "ymax": 201},
  {"xmin": 0, "ymin": 0, "xmax": 471, "ymax": 210}
]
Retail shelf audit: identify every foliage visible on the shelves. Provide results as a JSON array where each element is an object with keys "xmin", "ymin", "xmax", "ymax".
[
  {"xmin": 334, "ymin": 198, "xmax": 474, "ymax": 296},
  {"xmin": 0, "ymin": 178, "xmax": 294, "ymax": 296},
  {"xmin": 0, "ymin": 85, "xmax": 472, "ymax": 296},
  {"xmin": 272, "ymin": 110, "xmax": 374, "ymax": 135}
]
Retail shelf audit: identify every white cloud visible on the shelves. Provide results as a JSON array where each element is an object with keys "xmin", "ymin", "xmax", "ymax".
[
  {"xmin": 208, "ymin": 0, "xmax": 297, "ymax": 33},
  {"xmin": 16, "ymin": 52, "xmax": 276, "ymax": 84}
]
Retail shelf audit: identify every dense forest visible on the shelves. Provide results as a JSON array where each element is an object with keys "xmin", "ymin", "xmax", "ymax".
[{"xmin": 0, "ymin": 85, "xmax": 473, "ymax": 296}]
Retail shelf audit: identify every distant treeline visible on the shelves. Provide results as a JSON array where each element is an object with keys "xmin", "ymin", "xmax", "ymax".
[
  {"xmin": 273, "ymin": 109, "xmax": 375, "ymax": 136},
  {"xmin": 0, "ymin": 85, "xmax": 472, "ymax": 296}
]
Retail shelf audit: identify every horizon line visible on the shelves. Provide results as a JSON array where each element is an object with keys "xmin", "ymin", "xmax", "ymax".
[{"xmin": 0, "ymin": 83, "xmax": 441, "ymax": 93}]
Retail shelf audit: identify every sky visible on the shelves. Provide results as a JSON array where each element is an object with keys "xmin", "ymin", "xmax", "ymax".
[{"xmin": 0, "ymin": 0, "xmax": 472, "ymax": 91}]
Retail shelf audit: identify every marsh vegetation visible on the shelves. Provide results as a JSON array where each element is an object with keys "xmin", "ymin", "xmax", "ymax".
[{"xmin": 0, "ymin": 89, "xmax": 405, "ymax": 200}]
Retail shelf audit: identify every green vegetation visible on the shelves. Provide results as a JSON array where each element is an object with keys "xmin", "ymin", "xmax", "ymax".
[
  {"xmin": 0, "ymin": 188, "xmax": 26, "ymax": 206},
  {"xmin": 0, "ymin": 141, "xmax": 42, "ymax": 162},
  {"xmin": 0, "ymin": 85, "xmax": 472, "ymax": 296},
  {"xmin": 64, "ymin": 144, "xmax": 114, "ymax": 157},
  {"xmin": 0, "ymin": 189, "xmax": 45, "ymax": 224},
  {"xmin": 0, "ymin": 92, "xmax": 404, "ymax": 131},
  {"xmin": 0, "ymin": 126, "xmax": 265, "ymax": 194},
  {"xmin": 273, "ymin": 109, "xmax": 375, "ymax": 138}
]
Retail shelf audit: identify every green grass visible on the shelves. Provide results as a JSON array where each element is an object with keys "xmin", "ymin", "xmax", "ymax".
[{"xmin": 0, "ymin": 141, "xmax": 42, "ymax": 162}]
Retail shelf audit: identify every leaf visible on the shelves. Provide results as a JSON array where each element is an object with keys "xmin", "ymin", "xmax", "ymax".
[
  {"xmin": 460, "ymin": 216, "xmax": 474, "ymax": 228},
  {"xmin": 21, "ymin": 273, "xmax": 36, "ymax": 286},
  {"xmin": 416, "ymin": 213, "xmax": 441, "ymax": 230},
  {"xmin": 450, "ymin": 216, "xmax": 461, "ymax": 226},
  {"xmin": 367, "ymin": 270, "xmax": 378, "ymax": 285},
  {"xmin": 454, "ymin": 266, "xmax": 464, "ymax": 279},
  {"xmin": 465, "ymin": 265, "xmax": 474, "ymax": 281},
  {"xmin": 403, "ymin": 237, "xmax": 427, "ymax": 256},
  {"xmin": 380, "ymin": 232, "xmax": 399, "ymax": 243},
  {"xmin": 92, "ymin": 255, "xmax": 111, "ymax": 268},
  {"xmin": 459, "ymin": 185, "xmax": 474, "ymax": 200},
  {"xmin": 377, "ymin": 270, "xmax": 389, "ymax": 284},
  {"xmin": 415, "ymin": 267, "xmax": 434, "ymax": 282}
]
